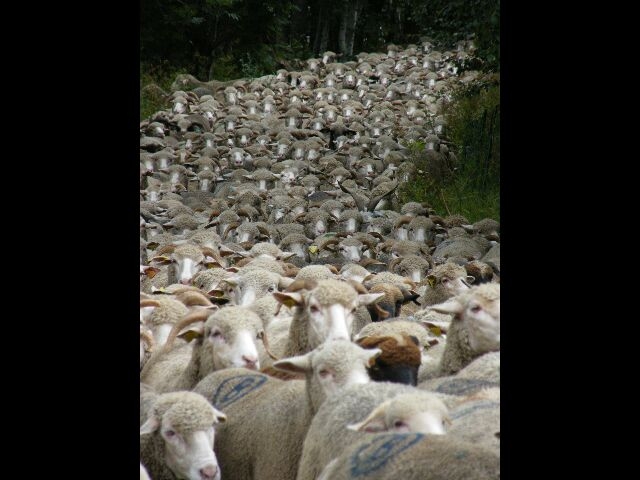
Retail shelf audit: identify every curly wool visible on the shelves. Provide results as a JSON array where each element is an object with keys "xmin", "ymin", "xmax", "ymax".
[
  {"xmin": 308, "ymin": 279, "xmax": 358, "ymax": 307},
  {"xmin": 147, "ymin": 296, "xmax": 189, "ymax": 327}
]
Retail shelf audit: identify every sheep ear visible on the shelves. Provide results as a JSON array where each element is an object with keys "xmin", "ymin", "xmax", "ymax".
[
  {"xmin": 140, "ymin": 416, "xmax": 160, "ymax": 435},
  {"xmin": 429, "ymin": 298, "xmax": 464, "ymax": 315},
  {"xmin": 273, "ymin": 291, "xmax": 304, "ymax": 308},
  {"xmin": 151, "ymin": 255, "xmax": 173, "ymax": 265},
  {"xmin": 357, "ymin": 292, "xmax": 385, "ymax": 306},
  {"xmin": 363, "ymin": 347, "xmax": 382, "ymax": 366},
  {"xmin": 273, "ymin": 351, "xmax": 312, "ymax": 374},
  {"xmin": 347, "ymin": 401, "xmax": 392, "ymax": 432},
  {"xmin": 218, "ymin": 245, "xmax": 237, "ymax": 257},
  {"xmin": 279, "ymin": 252, "xmax": 297, "ymax": 261},
  {"xmin": 204, "ymin": 260, "xmax": 222, "ymax": 269},
  {"xmin": 177, "ymin": 322, "xmax": 205, "ymax": 342},
  {"xmin": 212, "ymin": 407, "xmax": 227, "ymax": 424},
  {"xmin": 142, "ymin": 266, "xmax": 161, "ymax": 279}
]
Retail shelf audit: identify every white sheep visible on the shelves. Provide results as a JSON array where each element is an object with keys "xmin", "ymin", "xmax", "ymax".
[
  {"xmin": 140, "ymin": 390, "xmax": 227, "ymax": 480},
  {"xmin": 140, "ymin": 307, "xmax": 267, "ymax": 393},
  {"xmin": 298, "ymin": 384, "xmax": 450, "ymax": 480},
  {"xmin": 192, "ymin": 339, "xmax": 381, "ymax": 480},
  {"xmin": 429, "ymin": 283, "xmax": 500, "ymax": 376}
]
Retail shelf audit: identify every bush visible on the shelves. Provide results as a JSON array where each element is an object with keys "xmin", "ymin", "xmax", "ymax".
[{"xmin": 398, "ymin": 79, "xmax": 500, "ymax": 222}]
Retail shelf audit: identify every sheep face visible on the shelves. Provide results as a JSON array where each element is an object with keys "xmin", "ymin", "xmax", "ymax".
[
  {"xmin": 347, "ymin": 395, "xmax": 450, "ymax": 435},
  {"xmin": 204, "ymin": 310, "xmax": 264, "ymax": 370},
  {"xmin": 427, "ymin": 272, "xmax": 472, "ymax": 298},
  {"xmin": 172, "ymin": 252, "xmax": 206, "ymax": 285},
  {"xmin": 140, "ymin": 394, "xmax": 226, "ymax": 480},
  {"xmin": 274, "ymin": 340, "xmax": 381, "ymax": 409},
  {"xmin": 432, "ymin": 284, "xmax": 501, "ymax": 355},
  {"xmin": 275, "ymin": 281, "xmax": 384, "ymax": 348},
  {"xmin": 220, "ymin": 271, "xmax": 282, "ymax": 307}
]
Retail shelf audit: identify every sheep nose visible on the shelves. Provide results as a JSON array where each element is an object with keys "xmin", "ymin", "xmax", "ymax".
[
  {"xmin": 242, "ymin": 356, "xmax": 258, "ymax": 369},
  {"xmin": 180, "ymin": 278, "xmax": 192, "ymax": 285},
  {"xmin": 199, "ymin": 465, "xmax": 218, "ymax": 480}
]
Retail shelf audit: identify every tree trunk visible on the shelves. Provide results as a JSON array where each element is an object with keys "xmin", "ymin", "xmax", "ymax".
[
  {"xmin": 338, "ymin": 4, "xmax": 348, "ymax": 55},
  {"xmin": 345, "ymin": 0, "xmax": 364, "ymax": 57}
]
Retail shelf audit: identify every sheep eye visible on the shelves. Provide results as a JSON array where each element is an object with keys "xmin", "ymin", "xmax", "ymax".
[
  {"xmin": 164, "ymin": 430, "xmax": 176, "ymax": 437},
  {"xmin": 267, "ymin": 285, "xmax": 276, "ymax": 292},
  {"xmin": 211, "ymin": 330, "xmax": 223, "ymax": 338},
  {"xmin": 394, "ymin": 421, "xmax": 407, "ymax": 429},
  {"xmin": 470, "ymin": 305, "xmax": 482, "ymax": 313},
  {"xmin": 442, "ymin": 278, "xmax": 449, "ymax": 284},
  {"xmin": 310, "ymin": 305, "xmax": 321, "ymax": 314},
  {"xmin": 319, "ymin": 369, "xmax": 330, "ymax": 378}
]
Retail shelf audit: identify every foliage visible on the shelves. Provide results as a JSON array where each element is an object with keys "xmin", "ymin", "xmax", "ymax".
[
  {"xmin": 140, "ymin": 0, "xmax": 499, "ymax": 79},
  {"xmin": 398, "ymin": 79, "xmax": 500, "ymax": 222}
]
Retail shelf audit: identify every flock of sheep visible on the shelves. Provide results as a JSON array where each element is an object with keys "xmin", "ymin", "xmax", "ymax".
[{"xmin": 140, "ymin": 38, "xmax": 500, "ymax": 480}]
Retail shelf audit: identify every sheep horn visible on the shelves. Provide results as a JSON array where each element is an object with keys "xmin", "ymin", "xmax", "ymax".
[
  {"xmin": 394, "ymin": 215, "xmax": 413, "ymax": 228},
  {"xmin": 320, "ymin": 237, "xmax": 341, "ymax": 250},
  {"xmin": 256, "ymin": 224, "xmax": 271, "ymax": 235},
  {"xmin": 346, "ymin": 279, "xmax": 368, "ymax": 294},
  {"xmin": 326, "ymin": 264, "xmax": 340, "ymax": 275},
  {"xmin": 140, "ymin": 330, "xmax": 155, "ymax": 353},
  {"xmin": 156, "ymin": 244, "xmax": 177, "ymax": 256},
  {"xmin": 175, "ymin": 291, "xmax": 214, "ymax": 308},
  {"xmin": 139, "ymin": 309, "xmax": 211, "ymax": 379},
  {"xmin": 223, "ymin": 222, "xmax": 239, "ymax": 239},
  {"xmin": 388, "ymin": 257, "xmax": 402, "ymax": 273},
  {"xmin": 139, "ymin": 299, "xmax": 161, "ymax": 309},
  {"xmin": 285, "ymin": 279, "xmax": 318, "ymax": 292},
  {"xmin": 359, "ymin": 238, "xmax": 377, "ymax": 253},
  {"xmin": 368, "ymin": 231, "xmax": 386, "ymax": 241},
  {"xmin": 201, "ymin": 247, "xmax": 223, "ymax": 263},
  {"xmin": 164, "ymin": 309, "xmax": 211, "ymax": 351}
]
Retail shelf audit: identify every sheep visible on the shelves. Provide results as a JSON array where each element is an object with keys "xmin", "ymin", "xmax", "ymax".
[
  {"xmin": 279, "ymin": 233, "xmax": 314, "ymax": 262},
  {"xmin": 356, "ymin": 334, "xmax": 423, "ymax": 385},
  {"xmin": 446, "ymin": 388, "xmax": 500, "ymax": 452},
  {"xmin": 270, "ymin": 279, "xmax": 384, "ymax": 358},
  {"xmin": 140, "ymin": 390, "xmax": 227, "ymax": 480},
  {"xmin": 388, "ymin": 254, "xmax": 432, "ymax": 284},
  {"xmin": 419, "ymin": 262, "xmax": 474, "ymax": 306},
  {"xmin": 429, "ymin": 283, "xmax": 500, "ymax": 376},
  {"xmin": 191, "ymin": 339, "xmax": 381, "ymax": 480},
  {"xmin": 355, "ymin": 320, "xmax": 435, "ymax": 353},
  {"xmin": 316, "ymin": 433, "xmax": 499, "ymax": 480},
  {"xmin": 294, "ymin": 264, "xmax": 337, "ymax": 281},
  {"xmin": 363, "ymin": 283, "xmax": 420, "ymax": 322},
  {"xmin": 431, "ymin": 235, "xmax": 490, "ymax": 265},
  {"xmin": 339, "ymin": 263, "xmax": 371, "ymax": 283},
  {"xmin": 151, "ymin": 243, "xmax": 224, "ymax": 286},
  {"xmin": 464, "ymin": 260, "xmax": 496, "ymax": 285},
  {"xmin": 213, "ymin": 267, "xmax": 293, "ymax": 306},
  {"xmin": 481, "ymin": 243, "xmax": 500, "ymax": 275},
  {"xmin": 140, "ymin": 327, "xmax": 155, "ymax": 370},
  {"xmin": 297, "ymin": 384, "xmax": 450, "ymax": 480},
  {"xmin": 140, "ymin": 307, "xmax": 267, "ymax": 393},
  {"xmin": 140, "ymin": 296, "xmax": 189, "ymax": 346}
]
